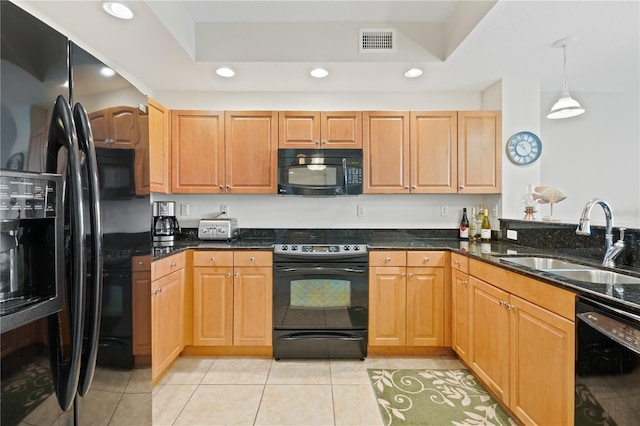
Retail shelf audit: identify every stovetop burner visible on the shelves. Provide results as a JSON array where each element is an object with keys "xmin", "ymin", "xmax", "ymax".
[{"xmin": 274, "ymin": 244, "xmax": 367, "ymax": 256}]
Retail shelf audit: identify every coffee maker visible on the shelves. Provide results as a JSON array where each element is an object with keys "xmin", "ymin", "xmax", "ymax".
[{"xmin": 152, "ymin": 201, "xmax": 181, "ymax": 246}]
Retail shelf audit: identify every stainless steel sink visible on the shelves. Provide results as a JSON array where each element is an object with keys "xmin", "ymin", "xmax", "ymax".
[
  {"xmin": 550, "ymin": 269, "xmax": 640, "ymax": 285},
  {"xmin": 500, "ymin": 256, "xmax": 592, "ymax": 271}
]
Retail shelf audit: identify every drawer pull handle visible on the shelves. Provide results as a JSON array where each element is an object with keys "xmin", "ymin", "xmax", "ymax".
[
  {"xmin": 385, "ymin": 257, "xmax": 391, "ymax": 262},
  {"xmin": 170, "ymin": 262, "xmax": 176, "ymax": 267},
  {"xmin": 454, "ymin": 260, "xmax": 460, "ymax": 265},
  {"xmin": 250, "ymin": 256, "xmax": 256, "ymax": 262},
  {"xmin": 210, "ymin": 256, "xmax": 215, "ymax": 262},
  {"xmin": 423, "ymin": 257, "xmax": 429, "ymax": 263}
]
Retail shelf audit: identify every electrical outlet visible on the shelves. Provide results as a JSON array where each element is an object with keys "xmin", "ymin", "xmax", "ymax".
[
  {"xmin": 180, "ymin": 203, "xmax": 189, "ymax": 216},
  {"xmin": 441, "ymin": 204, "xmax": 448, "ymax": 216},
  {"xmin": 220, "ymin": 204, "xmax": 229, "ymax": 215},
  {"xmin": 357, "ymin": 205, "xmax": 366, "ymax": 217},
  {"xmin": 507, "ymin": 230, "xmax": 518, "ymax": 240}
]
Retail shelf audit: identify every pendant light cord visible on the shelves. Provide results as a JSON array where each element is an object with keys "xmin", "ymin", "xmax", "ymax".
[{"xmin": 562, "ymin": 45, "xmax": 569, "ymax": 92}]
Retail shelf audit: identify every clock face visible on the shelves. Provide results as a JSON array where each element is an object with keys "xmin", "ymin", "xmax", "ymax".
[{"xmin": 506, "ymin": 131, "xmax": 542, "ymax": 165}]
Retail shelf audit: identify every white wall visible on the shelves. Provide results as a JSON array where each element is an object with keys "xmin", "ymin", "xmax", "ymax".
[{"xmin": 538, "ymin": 90, "xmax": 640, "ymax": 228}]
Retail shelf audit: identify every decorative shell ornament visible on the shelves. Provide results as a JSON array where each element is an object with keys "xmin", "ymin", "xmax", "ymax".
[{"xmin": 533, "ymin": 186, "xmax": 567, "ymax": 220}]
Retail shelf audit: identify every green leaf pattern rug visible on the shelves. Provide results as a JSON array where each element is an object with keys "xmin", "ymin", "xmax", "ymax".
[{"xmin": 368, "ymin": 369, "xmax": 515, "ymax": 426}]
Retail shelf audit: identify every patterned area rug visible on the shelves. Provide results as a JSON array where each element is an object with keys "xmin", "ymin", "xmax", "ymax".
[
  {"xmin": 368, "ymin": 369, "xmax": 514, "ymax": 426},
  {"xmin": 1, "ymin": 358, "xmax": 54, "ymax": 426},
  {"xmin": 575, "ymin": 383, "xmax": 618, "ymax": 426}
]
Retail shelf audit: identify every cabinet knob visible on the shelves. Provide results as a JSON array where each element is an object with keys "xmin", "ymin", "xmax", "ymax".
[
  {"xmin": 170, "ymin": 261, "xmax": 176, "ymax": 267},
  {"xmin": 409, "ymin": 272, "xmax": 414, "ymax": 278},
  {"xmin": 315, "ymin": 140, "xmax": 320, "ymax": 145},
  {"xmin": 499, "ymin": 300, "xmax": 506, "ymax": 307},
  {"xmin": 385, "ymin": 257, "xmax": 391, "ymax": 262},
  {"xmin": 454, "ymin": 260, "xmax": 460, "ymax": 265},
  {"xmin": 226, "ymin": 185, "xmax": 230, "ymax": 190},
  {"xmin": 219, "ymin": 185, "xmax": 224, "ymax": 191},
  {"xmin": 423, "ymin": 257, "xmax": 430, "ymax": 263},
  {"xmin": 507, "ymin": 303, "xmax": 515, "ymax": 311},
  {"xmin": 226, "ymin": 272, "xmax": 231, "ymax": 277},
  {"xmin": 404, "ymin": 185, "xmax": 410, "ymax": 190},
  {"xmin": 459, "ymin": 185, "xmax": 465, "ymax": 189},
  {"xmin": 138, "ymin": 261, "xmax": 144, "ymax": 265},
  {"xmin": 209, "ymin": 256, "xmax": 215, "ymax": 262},
  {"xmin": 411, "ymin": 185, "xmax": 417, "ymax": 189},
  {"xmin": 462, "ymin": 280, "xmax": 468, "ymax": 285},
  {"xmin": 250, "ymin": 256, "xmax": 256, "ymax": 262},
  {"xmin": 322, "ymin": 140, "xmax": 327, "ymax": 145},
  {"xmin": 402, "ymin": 272, "xmax": 406, "ymax": 277},
  {"xmin": 235, "ymin": 272, "xmax": 240, "ymax": 278}
]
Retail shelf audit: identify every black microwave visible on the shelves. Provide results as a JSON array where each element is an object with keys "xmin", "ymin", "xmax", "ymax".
[
  {"xmin": 277, "ymin": 149, "xmax": 363, "ymax": 195},
  {"xmin": 94, "ymin": 147, "xmax": 136, "ymax": 200}
]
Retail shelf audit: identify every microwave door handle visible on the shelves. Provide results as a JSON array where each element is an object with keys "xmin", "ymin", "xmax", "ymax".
[
  {"xmin": 45, "ymin": 95, "xmax": 87, "ymax": 411},
  {"xmin": 73, "ymin": 103, "xmax": 103, "ymax": 397},
  {"xmin": 342, "ymin": 158, "xmax": 348, "ymax": 189}
]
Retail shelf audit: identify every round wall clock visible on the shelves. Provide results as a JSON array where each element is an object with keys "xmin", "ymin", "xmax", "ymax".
[{"xmin": 506, "ymin": 131, "xmax": 542, "ymax": 165}]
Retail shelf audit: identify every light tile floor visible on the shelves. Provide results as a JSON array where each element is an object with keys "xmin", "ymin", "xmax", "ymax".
[{"xmin": 152, "ymin": 356, "xmax": 464, "ymax": 426}]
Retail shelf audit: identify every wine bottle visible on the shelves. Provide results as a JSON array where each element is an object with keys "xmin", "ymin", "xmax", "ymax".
[
  {"xmin": 481, "ymin": 209, "xmax": 491, "ymax": 241},
  {"xmin": 459, "ymin": 208, "xmax": 469, "ymax": 239},
  {"xmin": 469, "ymin": 207, "xmax": 478, "ymax": 242},
  {"xmin": 475, "ymin": 204, "xmax": 484, "ymax": 240}
]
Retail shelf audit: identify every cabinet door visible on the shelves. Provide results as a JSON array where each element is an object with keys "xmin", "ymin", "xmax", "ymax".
[
  {"xmin": 509, "ymin": 295, "xmax": 575, "ymax": 426},
  {"xmin": 149, "ymin": 98, "xmax": 170, "ymax": 193},
  {"xmin": 469, "ymin": 276, "xmax": 510, "ymax": 404},
  {"xmin": 279, "ymin": 111, "xmax": 320, "ymax": 148},
  {"xmin": 410, "ymin": 111, "xmax": 457, "ymax": 193},
  {"xmin": 171, "ymin": 110, "xmax": 225, "ymax": 193},
  {"xmin": 451, "ymin": 269, "xmax": 470, "ymax": 363},
  {"xmin": 363, "ymin": 111, "xmax": 410, "ymax": 193},
  {"xmin": 152, "ymin": 268, "xmax": 184, "ymax": 383},
  {"xmin": 233, "ymin": 266, "xmax": 273, "ymax": 346},
  {"xmin": 136, "ymin": 110, "xmax": 150, "ymax": 195},
  {"xmin": 457, "ymin": 111, "xmax": 501, "ymax": 194},
  {"xmin": 406, "ymin": 267, "xmax": 445, "ymax": 346},
  {"xmin": 321, "ymin": 111, "xmax": 362, "ymax": 148},
  {"xmin": 90, "ymin": 107, "xmax": 140, "ymax": 148},
  {"xmin": 368, "ymin": 266, "xmax": 406, "ymax": 346},
  {"xmin": 225, "ymin": 111, "xmax": 278, "ymax": 193},
  {"xmin": 132, "ymin": 270, "xmax": 151, "ymax": 356},
  {"xmin": 192, "ymin": 266, "xmax": 233, "ymax": 346}
]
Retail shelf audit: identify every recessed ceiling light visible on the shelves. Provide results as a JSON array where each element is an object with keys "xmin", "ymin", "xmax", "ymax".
[
  {"xmin": 310, "ymin": 68, "xmax": 329, "ymax": 78},
  {"xmin": 102, "ymin": 2, "xmax": 133, "ymax": 20},
  {"xmin": 100, "ymin": 67, "xmax": 116, "ymax": 77},
  {"xmin": 404, "ymin": 68, "xmax": 423, "ymax": 78},
  {"xmin": 216, "ymin": 67, "xmax": 235, "ymax": 77}
]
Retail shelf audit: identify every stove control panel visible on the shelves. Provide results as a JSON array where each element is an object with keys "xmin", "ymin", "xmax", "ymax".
[{"xmin": 274, "ymin": 244, "xmax": 367, "ymax": 255}]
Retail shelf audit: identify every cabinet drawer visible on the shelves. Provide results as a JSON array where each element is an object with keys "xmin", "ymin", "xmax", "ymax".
[
  {"xmin": 193, "ymin": 250, "xmax": 233, "ymax": 267},
  {"xmin": 369, "ymin": 251, "xmax": 406, "ymax": 267},
  {"xmin": 451, "ymin": 253, "xmax": 468, "ymax": 273},
  {"xmin": 234, "ymin": 250, "xmax": 272, "ymax": 267},
  {"xmin": 132, "ymin": 255, "xmax": 151, "ymax": 272},
  {"xmin": 407, "ymin": 251, "xmax": 446, "ymax": 267},
  {"xmin": 152, "ymin": 251, "xmax": 186, "ymax": 280}
]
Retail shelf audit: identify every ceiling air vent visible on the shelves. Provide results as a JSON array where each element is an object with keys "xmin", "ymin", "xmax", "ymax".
[{"xmin": 359, "ymin": 29, "xmax": 396, "ymax": 53}]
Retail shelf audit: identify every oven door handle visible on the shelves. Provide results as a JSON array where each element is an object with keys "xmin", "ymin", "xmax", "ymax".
[
  {"xmin": 280, "ymin": 332, "xmax": 364, "ymax": 342},
  {"xmin": 275, "ymin": 266, "xmax": 367, "ymax": 274}
]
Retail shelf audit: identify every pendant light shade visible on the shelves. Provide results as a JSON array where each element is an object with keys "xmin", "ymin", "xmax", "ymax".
[{"xmin": 547, "ymin": 38, "xmax": 585, "ymax": 119}]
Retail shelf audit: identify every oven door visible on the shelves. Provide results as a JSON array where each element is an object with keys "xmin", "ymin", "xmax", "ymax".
[
  {"xmin": 273, "ymin": 261, "xmax": 368, "ymax": 359},
  {"xmin": 575, "ymin": 297, "xmax": 640, "ymax": 424}
]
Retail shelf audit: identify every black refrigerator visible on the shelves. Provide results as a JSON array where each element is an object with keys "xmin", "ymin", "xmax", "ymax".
[{"xmin": 1, "ymin": 2, "xmax": 152, "ymax": 424}]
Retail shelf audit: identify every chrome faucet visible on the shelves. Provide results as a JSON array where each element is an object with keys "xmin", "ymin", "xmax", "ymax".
[{"xmin": 576, "ymin": 198, "xmax": 626, "ymax": 267}]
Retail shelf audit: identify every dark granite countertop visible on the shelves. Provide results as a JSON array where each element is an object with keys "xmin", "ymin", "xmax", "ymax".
[{"xmin": 152, "ymin": 228, "xmax": 640, "ymax": 315}]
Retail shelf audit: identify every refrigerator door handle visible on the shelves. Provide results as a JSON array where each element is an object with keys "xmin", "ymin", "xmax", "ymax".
[
  {"xmin": 45, "ymin": 95, "xmax": 87, "ymax": 411},
  {"xmin": 74, "ymin": 103, "xmax": 104, "ymax": 397}
]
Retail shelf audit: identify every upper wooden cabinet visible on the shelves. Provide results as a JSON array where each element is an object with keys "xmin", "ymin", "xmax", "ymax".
[
  {"xmin": 89, "ymin": 106, "xmax": 140, "ymax": 148},
  {"xmin": 225, "ymin": 111, "xmax": 278, "ymax": 194},
  {"xmin": 279, "ymin": 111, "xmax": 362, "ymax": 148},
  {"xmin": 171, "ymin": 110, "xmax": 225, "ymax": 193},
  {"xmin": 363, "ymin": 111, "xmax": 410, "ymax": 193},
  {"xmin": 457, "ymin": 111, "xmax": 502, "ymax": 194},
  {"xmin": 149, "ymin": 98, "xmax": 170, "ymax": 193},
  {"xmin": 170, "ymin": 110, "xmax": 277, "ymax": 194},
  {"xmin": 365, "ymin": 110, "xmax": 499, "ymax": 194},
  {"xmin": 364, "ymin": 111, "xmax": 457, "ymax": 194}
]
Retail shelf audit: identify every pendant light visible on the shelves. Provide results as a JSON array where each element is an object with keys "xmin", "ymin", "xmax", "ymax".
[{"xmin": 547, "ymin": 37, "xmax": 585, "ymax": 119}]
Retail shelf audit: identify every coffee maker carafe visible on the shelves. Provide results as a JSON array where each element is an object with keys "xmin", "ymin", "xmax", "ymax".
[{"xmin": 153, "ymin": 201, "xmax": 181, "ymax": 246}]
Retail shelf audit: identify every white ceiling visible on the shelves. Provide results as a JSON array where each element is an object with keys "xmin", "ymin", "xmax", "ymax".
[{"xmin": 20, "ymin": 0, "xmax": 640, "ymax": 95}]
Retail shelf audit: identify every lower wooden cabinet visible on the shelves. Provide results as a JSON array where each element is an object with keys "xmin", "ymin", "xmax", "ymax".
[
  {"xmin": 132, "ymin": 255, "xmax": 151, "ymax": 366},
  {"xmin": 151, "ymin": 252, "xmax": 186, "ymax": 384},
  {"xmin": 369, "ymin": 251, "xmax": 446, "ymax": 348},
  {"xmin": 192, "ymin": 250, "xmax": 272, "ymax": 347},
  {"xmin": 467, "ymin": 259, "xmax": 575, "ymax": 426},
  {"xmin": 451, "ymin": 252, "xmax": 470, "ymax": 363}
]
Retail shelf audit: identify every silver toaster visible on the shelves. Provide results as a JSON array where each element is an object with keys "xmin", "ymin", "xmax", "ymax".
[{"xmin": 198, "ymin": 218, "xmax": 239, "ymax": 240}]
